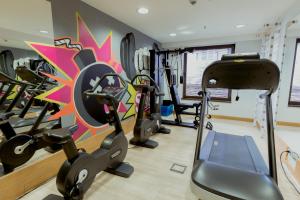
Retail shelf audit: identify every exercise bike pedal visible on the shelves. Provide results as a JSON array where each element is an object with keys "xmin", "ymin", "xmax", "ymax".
[
  {"xmin": 105, "ymin": 162, "xmax": 134, "ymax": 178},
  {"xmin": 157, "ymin": 126, "xmax": 171, "ymax": 134},
  {"xmin": 129, "ymin": 139, "xmax": 159, "ymax": 149}
]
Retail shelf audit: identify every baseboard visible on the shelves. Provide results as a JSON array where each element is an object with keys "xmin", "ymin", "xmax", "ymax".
[
  {"xmin": 211, "ymin": 115, "xmax": 254, "ymax": 123},
  {"xmin": 210, "ymin": 116, "xmax": 300, "ymax": 128},
  {"xmin": 277, "ymin": 121, "xmax": 300, "ymax": 127}
]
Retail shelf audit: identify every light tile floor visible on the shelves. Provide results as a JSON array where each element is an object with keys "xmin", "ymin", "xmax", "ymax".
[{"xmin": 20, "ymin": 118, "xmax": 300, "ymax": 200}]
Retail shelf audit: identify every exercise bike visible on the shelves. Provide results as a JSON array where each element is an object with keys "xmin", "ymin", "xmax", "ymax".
[
  {"xmin": 43, "ymin": 74, "xmax": 134, "ymax": 200},
  {"xmin": 130, "ymin": 74, "xmax": 170, "ymax": 149},
  {"xmin": 0, "ymin": 86, "xmax": 61, "ymax": 174}
]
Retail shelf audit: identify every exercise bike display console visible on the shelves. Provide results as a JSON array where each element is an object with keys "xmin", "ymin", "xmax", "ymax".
[
  {"xmin": 43, "ymin": 73, "xmax": 134, "ymax": 200},
  {"xmin": 130, "ymin": 74, "xmax": 170, "ymax": 149}
]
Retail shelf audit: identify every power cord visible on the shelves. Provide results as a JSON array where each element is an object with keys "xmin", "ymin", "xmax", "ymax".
[{"xmin": 280, "ymin": 150, "xmax": 300, "ymax": 195}]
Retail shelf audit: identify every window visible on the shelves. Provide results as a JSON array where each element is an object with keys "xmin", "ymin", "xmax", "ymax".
[
  {"xmin": 289, "ymin": 39, "xmax": 300, "ymax": 106},
  {"xmin": 183, "ymin": 44, "xmax": 235, "ymax": 101}
]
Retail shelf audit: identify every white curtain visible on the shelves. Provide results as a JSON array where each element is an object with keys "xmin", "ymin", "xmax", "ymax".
[{"xmin": 254, "ymin": 23, "xmax": 287, "ymax": 135}]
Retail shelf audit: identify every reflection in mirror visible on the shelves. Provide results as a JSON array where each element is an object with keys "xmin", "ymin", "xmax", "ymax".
[{"xmin": 0, "ymin": 0, "xmax": 56, "ymax": 176}]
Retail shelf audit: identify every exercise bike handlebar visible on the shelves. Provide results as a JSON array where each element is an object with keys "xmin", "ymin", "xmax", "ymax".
[
  {"xmin": 131, "ymin": 74, "xmax": 164, "ymax": 96},
  {"xmin": 84, "ymin": 73, "xmax": 128, "ymax": 104},
  {"xmin": 131, "ymin": 74, "xmax": 160, "ymax": 92},
  {"xmin": 90, "ymin": 73, "xmax": 128, "ymax": 92}
]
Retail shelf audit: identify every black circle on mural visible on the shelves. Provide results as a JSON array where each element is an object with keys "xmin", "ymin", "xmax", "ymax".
[{"xmin": 74, "ymin": 62, "xmax": 120, "ymax": 127}]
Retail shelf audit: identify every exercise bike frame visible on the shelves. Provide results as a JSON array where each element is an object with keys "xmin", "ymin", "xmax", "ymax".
[{"xmin": 43, "ymin": 73, "xmax": 134, "ymax": 200}]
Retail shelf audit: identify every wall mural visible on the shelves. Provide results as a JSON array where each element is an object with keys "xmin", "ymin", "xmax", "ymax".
[{"xmin": 26, "ymin": 14, "xmax": 137, "ymax": 141}]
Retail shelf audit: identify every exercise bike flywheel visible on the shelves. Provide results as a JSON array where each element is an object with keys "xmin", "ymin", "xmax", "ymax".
[
  {"xmin": 56, "ymin": 152, "xmax": 97, "ymax": 199},
  {"xmin": 0, "ymin": 134, "xmax": 35, "ymax": 168}
]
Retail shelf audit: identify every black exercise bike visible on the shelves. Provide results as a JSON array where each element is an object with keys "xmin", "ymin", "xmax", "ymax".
[
  {"xmin": 43, "ymin": 74, "xmax": 134, "ymax": 200},
  {"xmin": 130, "ymin": 74, "xmax": 170, "ymax": 149}
]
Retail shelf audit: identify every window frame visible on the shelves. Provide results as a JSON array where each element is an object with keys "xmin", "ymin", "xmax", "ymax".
[
  {"xmin": 288, "ymin": 38, "xmax": 300, "ymax": 107},
  {"xmin": 182, "ymin": 44, "xmax": 235, "ymax": 102}
]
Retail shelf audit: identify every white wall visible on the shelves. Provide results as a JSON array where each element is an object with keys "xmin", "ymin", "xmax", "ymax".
[
  {"xmin": 162, "ymin": 37, "xmax": 262, "ymax": 119},
  {"xmin": 277, "ymin": 32, "xmax": 300, "ymax": 123}
]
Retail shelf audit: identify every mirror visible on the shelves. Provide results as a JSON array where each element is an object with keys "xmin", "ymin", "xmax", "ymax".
[{"xmin": 0, "ymin": 0, "xmax": 55, "ymax": 175}]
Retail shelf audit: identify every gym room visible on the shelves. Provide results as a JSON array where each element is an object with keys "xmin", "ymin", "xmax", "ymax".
[{"xmin": 0, "ymin": 0, "xmax": 299, "ymax": 199}]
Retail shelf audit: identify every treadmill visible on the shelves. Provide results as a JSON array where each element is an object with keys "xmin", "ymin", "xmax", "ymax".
[
  {"xmin": 0, "ymin": 71, "xmax": 58, "ymax": 128},
  {"xmin": 0, "ymin": 71, "xmax": 35, "ymax": 112},
  {"xmin": 191, "ymin": 54, "xmax": 284, "ymax": 200},
  {"xmin": 15, "ymin": 65, "xmax": 57, "ymax": 86},
  {"xmin": 0, "ymin": 50, "xmax": 19, "ymax": 108}
]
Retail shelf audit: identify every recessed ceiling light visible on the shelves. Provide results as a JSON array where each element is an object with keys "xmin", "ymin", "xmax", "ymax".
[
  {"xmin": 169, "ymin": 33, "xmax": 177, "ymax": 37},
  {"xmin": 40, "ymin": 30, "xmax": 49, "ymax": 34},
  {"xmin": 177, "ymin": 26, "xmax": 188, "ymax": 31},
  {"xmin": 236, "ymin": 24, "xmax": 245, "ymax": 28},
  {"xmin": 181, "ymin": 30, "xmax": 194, "ymax": 35},
  {"xmin": 137, "ymin": 7, "xmax": 149, "ymax": 15}
]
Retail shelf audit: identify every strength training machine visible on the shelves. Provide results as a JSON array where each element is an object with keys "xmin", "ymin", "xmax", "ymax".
[{"xmin": 149, "ymin": 50, "xmax": 201, "ymax": 129}]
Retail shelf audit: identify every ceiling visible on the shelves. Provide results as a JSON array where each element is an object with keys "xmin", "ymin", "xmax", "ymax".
[
  {"xmin": 0, "ymin": 0, "xmax": 298, "ymax": 50},
  {"xmin": 0, "ymin": 0, "xmax": 53, "ymax": 49},
  {"xmin": 83, "ymin": 0, "xmax": 297, "ymax": 44}
]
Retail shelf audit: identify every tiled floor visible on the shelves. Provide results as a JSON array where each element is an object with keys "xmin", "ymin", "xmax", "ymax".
[{"xmin": 20, "ymin": 118, "xmax": 300, "ymax": 200}]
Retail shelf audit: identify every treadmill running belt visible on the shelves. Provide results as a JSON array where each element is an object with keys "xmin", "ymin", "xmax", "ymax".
[{"xmin": 201, "ymin": 131, "xmax": 268, "ymax": 174}]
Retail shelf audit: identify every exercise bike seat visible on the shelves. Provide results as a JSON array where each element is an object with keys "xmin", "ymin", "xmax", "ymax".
[{"xmin": 43, "ymin": 125, "xmax": 78, "ymax": 144}]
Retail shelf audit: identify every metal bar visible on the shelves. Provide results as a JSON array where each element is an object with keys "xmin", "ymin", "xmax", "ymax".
[
  {"xmin": 0, "ymin": 121, "xmax": 17, "ymax": 139},
  {"xmin": 63, "ymin": 140, "xmax": 79, "ymax": 161},
  {"xmin": 6, "ymin": 84, "xmax": 27, "ymax": 112},
  {"xmin": 109, "ymin": 100, "xmax": 123, "ymax": 134},
  {"xmin": 18, "ymin": 95, "xmax": 35, "ymax": 118},
  {"xmin": 0, "ymin": 83, "xmax": 6, "ymax": 94},
  {"xmin": 29, "ymin": 102, "xmax": 51, "ymax": 133},
  {"xmin": 137, "ymin": 88, "xmax": 147, "ymax": 120},
  {"xmin": 149, "ymin": 50, "xmax": 156, "ymax": 114},
  {"xmin": 265, "ymin": 93, "xmax": 278, "ymax": 183},
  {"xmin": 193, "ymin": 92, "xmax": 207, "ymax": 164},
  {"xmin": 0, "ymin": 83, "xmax": 15, "ymax": 105}
]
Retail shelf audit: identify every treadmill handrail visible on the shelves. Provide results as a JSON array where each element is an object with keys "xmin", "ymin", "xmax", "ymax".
[
  {"xmin": 201, "ymin": 57, "xmax": 280, "ymax": 92},
  {"xmin": 194, "ymin": 56, "xmax": 279, "ymax": 183},
  {"xmin": 0, "ymin": 71, "xmax": 35, "ymax": 87},
  {"xmin": 193, "ymin": 91, "xmax": 208, "ymax": 164},
  {"xmin": 16, "ymin": 66, "xmax": 57, "ymax": 85}
]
